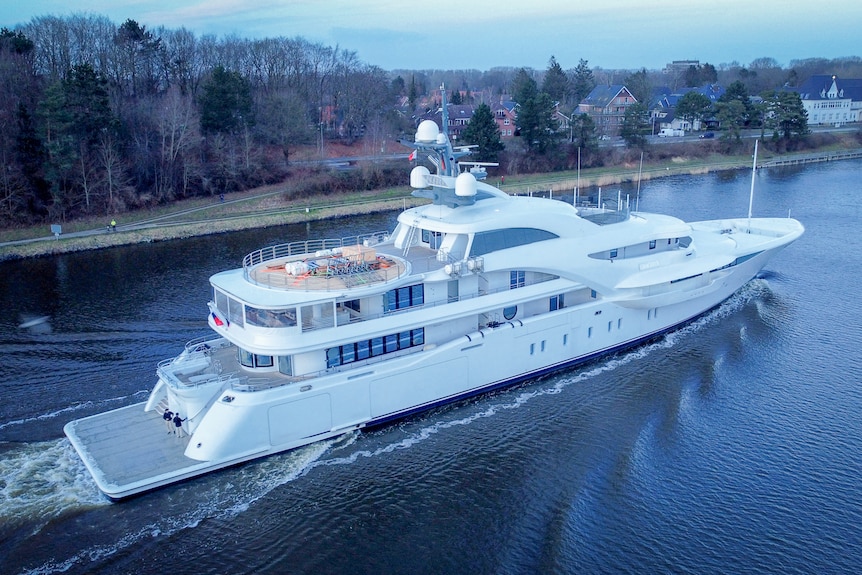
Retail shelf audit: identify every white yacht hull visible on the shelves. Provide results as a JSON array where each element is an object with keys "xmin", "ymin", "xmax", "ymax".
[{"xmin": 64, "ymin": 242, "xmax": 786, "ymax": 500}]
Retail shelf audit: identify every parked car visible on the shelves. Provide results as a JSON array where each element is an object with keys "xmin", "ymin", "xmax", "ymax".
[{"xmin": 700, "ymin": 131, "xmax": 715, "ymax": 139}]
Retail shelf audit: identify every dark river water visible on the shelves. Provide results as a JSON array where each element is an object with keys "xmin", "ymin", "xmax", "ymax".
[{"xmin": 1, "ymin": 159, "xmax": 861, "ymax": 575}]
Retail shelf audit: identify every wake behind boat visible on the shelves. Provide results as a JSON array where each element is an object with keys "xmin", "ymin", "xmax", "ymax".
[{"xmin": 65, "ymin": 88, "xmax": 803, "ymax": 500}]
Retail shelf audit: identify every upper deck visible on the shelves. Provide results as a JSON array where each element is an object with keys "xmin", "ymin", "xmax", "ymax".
[{"xmin": 242, "ymin": 231, "xmax": 447, "ymax": 291}]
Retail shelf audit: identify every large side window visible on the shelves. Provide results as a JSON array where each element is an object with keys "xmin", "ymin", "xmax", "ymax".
[
  {"xmin": 327, "ymin": 328, "xmax": 426, "ymax": 368},
  {"xmin": 384, "ymin": 283, "xmax": 424, "ymax": 312}
]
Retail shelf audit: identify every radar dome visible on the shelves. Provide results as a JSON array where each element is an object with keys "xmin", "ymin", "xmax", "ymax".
[
  {"xmin": 415, "ymin": 120, "xmax": 440, "ymax": 143},
  {"xmin": 455, "ymin": 172, "xmax": 478, "ymax": 197},
  {"xmin": 410, "ymin": 166, "xmax": 431, "ymax": 188}
]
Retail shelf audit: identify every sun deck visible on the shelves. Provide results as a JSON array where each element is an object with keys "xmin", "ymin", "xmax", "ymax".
[
  {"xmin": 245, "ymin": 241, "xmax": 446, "ymax": 291},
  {"xmin": 247, "ymin": 251, "xmax": 407, "ymax": 290}
]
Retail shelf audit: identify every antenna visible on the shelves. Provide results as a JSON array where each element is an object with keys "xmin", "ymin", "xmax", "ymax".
[
  {"xmin": 635, "ymin": 151, "xmax": 643, "ymax": 212},
  {"xmin": 440, "ymin": 84, "xmax": 448, "ymax": 140}
]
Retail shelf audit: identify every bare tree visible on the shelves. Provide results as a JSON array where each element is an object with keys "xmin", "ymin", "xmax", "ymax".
[
  {"xmin": 162, "ymin": 27, "xmax": 204, "ymax": 96},
  {"xmin": 25, "ymin": 16, "xmax": 73, "ymax": 80},
  {"xmin": 97, "ymin": 128, "xmax": 129, "ymax": 211}
]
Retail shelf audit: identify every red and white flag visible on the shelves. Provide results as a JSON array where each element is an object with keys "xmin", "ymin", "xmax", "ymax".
[{"xmin": 408, "ymin": 149, "xmax": 417, "ymax": 161}]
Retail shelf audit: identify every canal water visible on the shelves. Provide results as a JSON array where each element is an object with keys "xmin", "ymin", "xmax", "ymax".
[{"xmin": 1, "ymin": 159, "xmax": 860, "ymax": 574}]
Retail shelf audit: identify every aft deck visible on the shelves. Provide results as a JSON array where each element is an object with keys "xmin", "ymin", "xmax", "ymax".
[{"xmin": 64, "ymin": 403, "xmax": 216, "ymax": 499}]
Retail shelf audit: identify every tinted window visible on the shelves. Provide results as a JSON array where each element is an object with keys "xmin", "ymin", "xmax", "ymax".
[{"xmin": 470, "ymin": 228, "xmax": 558, "ymax": 256}]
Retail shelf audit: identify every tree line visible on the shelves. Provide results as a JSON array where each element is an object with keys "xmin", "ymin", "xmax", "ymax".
[
  {"xmin": 0, "ymin": 15, "xmax": 398, "ymax": 226},
  {"xmin": 1, "ymin": 13, "xmax": 859, "ymax": 227}
]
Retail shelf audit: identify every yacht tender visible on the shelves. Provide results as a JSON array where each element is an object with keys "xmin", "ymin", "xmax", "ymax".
[{"xmin": 65, "ymin": 91, "xmax": 804, "ymax": 500}]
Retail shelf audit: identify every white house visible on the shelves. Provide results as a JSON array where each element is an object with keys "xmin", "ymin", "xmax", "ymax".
[{"xmin": 795, "ymin": 75, "xmax": 862, "ymax": 126}]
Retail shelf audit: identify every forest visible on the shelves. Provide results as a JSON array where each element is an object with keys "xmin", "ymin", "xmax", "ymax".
[{"xmin": 1, "ymin": 13, "xmax": 861, "ymax": 227}]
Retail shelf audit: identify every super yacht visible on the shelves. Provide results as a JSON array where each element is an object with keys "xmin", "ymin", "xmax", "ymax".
[{"xmin": 65, "ymin": 90, "xmax": 804, "ymax": 500}]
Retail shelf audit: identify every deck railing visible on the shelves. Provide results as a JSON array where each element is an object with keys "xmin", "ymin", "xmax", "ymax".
[{"xmin": 242, "ymin": 230, "xmax": 390, "ymax": 279}]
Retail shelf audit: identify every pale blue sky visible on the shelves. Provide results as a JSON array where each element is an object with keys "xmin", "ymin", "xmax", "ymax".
[{"xmin": 2, "ymin": 0, "xmax": 859, "ymax": 71}]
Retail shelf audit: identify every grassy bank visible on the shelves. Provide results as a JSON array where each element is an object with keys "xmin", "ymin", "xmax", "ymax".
[{"xmin": 2, "ymin": 140, "xmax": 860, "ymax": 262}]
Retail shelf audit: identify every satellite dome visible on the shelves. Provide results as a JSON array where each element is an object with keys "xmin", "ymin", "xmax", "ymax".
[
  {"xmin": 455, "ymin": 172, "xmax": 478, "ymax": 197},
  {"xmin": 415, "ymin": 120, "xmax": 440, "ymax": 143},
  {"xmin": 410, "ymin": 166, "xmax": 431, "ymax": 188}
]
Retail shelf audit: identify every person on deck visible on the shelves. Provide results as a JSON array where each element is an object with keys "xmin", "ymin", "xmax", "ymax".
[
  {"xmin": 173, "ymin": 413, "xmax": 187, "ymax": 438},
  {"xmin": 163, "ymin": 408, "xmax": 174, "ymax": 433}
]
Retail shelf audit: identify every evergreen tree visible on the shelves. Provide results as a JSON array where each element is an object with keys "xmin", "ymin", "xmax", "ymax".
[
  {"xmin": 511, "ymin": 68, "xmax": 538, "ymax": 105},
  {"xmin": 14, "ymin": 102, "xmax": 50, "ymax": 215},
  {"xmin": 37, "ymin": 63, "xmax": 114, "ymax": 216},
  {"xmin": 620, "ymin": 102, "xmax": 649, "ymax": 149},
  {"xmin": 408, "ymin": 75, "xmax": 418, "ymax": 108},
  {"xmin": 571, "ymin": 59, "xmax": 595, "ymax": 106},
  {"xmin": 682, "ymin": 64, "xmax": 717, "ymax": 88},
  {"xmin": 113, "ymin": 19, "xmax": 163, "ymax": 97},
  {"xmin": 719, "ymin": 80, "xmax": 755, "ymax": 126},
  {"xmin": 0, "ymin": 27, "xmax": 35, "ymax": 53},
  {"xmin": 675, "ymin": 91, "xmax": 713, "ymax": 130},
  {"xmin": 517, "ymin": 91, "xmax": 558, "ymax": 154},
  {"xmin": 623, "ymin": 68, "xmax": 652, "ymax": 105},
  {"xmin": 199, "ymin": 66, "xmax": 253, "ymax": 134},
  {"xmin": 762, "ymin": 90, "xmax": 809, "ymax": 139},
  {"xmin": 701, "ymin": 63, "xmax": 718, "ymax": 84},
  {"xmin": 542, "ymin": 56, "xmax": 570, "ymax": 105},
  {"xmin": 715, "ymin": 99, "xmax": 747, "ymax": 140},
  {"xmin": 571, "ymin": 113, "xmax": 598, "ymax": 152},
  {"xmin": 63, "ymin": 63, "xmax": 113, "ymax": 144},
  {"xmin": 461, "ymin": 103, "xmax": 504, "ymax": 162}
]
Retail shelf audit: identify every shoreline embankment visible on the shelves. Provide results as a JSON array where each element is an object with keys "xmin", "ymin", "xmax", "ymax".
[{"xmin": 2, "ymin": 147, "xmax": 861, "ymax": 263}]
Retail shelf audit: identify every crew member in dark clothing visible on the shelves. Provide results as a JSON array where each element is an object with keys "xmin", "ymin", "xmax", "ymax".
[
  {"xmin": 163, "ymin": 408, "xmax": 174, "ymax": 433},
  {"xmin": 173, "ymin": 413, "xmax": 187, "ymax": 438}
]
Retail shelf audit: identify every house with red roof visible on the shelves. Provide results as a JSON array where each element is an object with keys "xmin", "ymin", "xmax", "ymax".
[{"xmin": 577, "ymin": 85, "xmax": 638, "ymax": 137}]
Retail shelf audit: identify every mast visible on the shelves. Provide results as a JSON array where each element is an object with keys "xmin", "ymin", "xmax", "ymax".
[
  {"xmin": 576, "ymin": 147, "xmax": 580, "ymax": 206},
  {"xmin": 748, "ymin": 139, "xmax": 758, "ymax": 229},
  {"xmin": 437, "ymin": 84, "xmax": 459, "ymax": 178},
  {"xmin": 402, "ymin": 85, "xmax": 477, "ymax": 208}
]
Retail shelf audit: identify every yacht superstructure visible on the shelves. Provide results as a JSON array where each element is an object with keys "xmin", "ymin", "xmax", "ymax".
[{"xmin": 65, "ymin": 90, "xmax": 803, "ymax": 500}]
